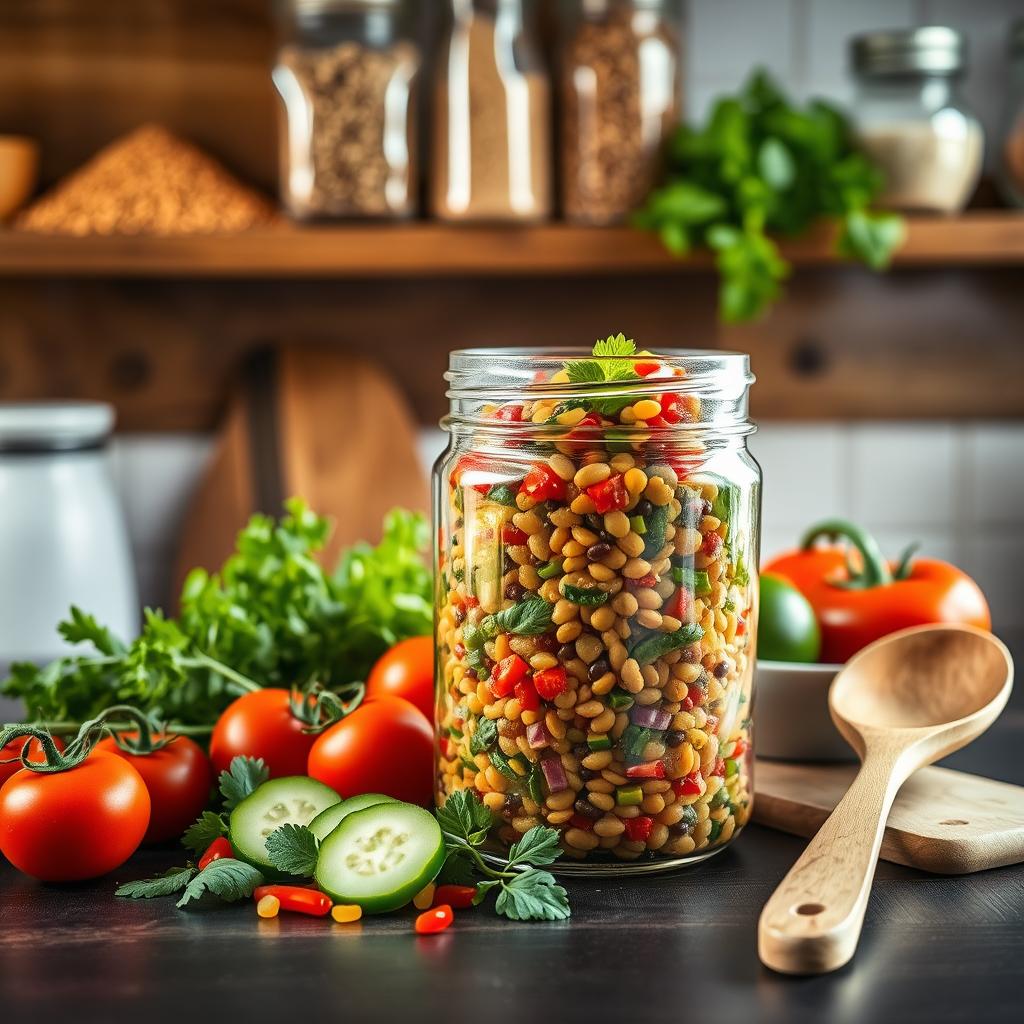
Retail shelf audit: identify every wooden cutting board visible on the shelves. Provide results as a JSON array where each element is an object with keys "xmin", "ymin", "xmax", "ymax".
[
  {"xmin": 172, "ymin": 345, "xmax": 428, "ymax": 604},
  {"xmin": 754, "ymin": 759, "xmax": 1024, "ymax": 875}
]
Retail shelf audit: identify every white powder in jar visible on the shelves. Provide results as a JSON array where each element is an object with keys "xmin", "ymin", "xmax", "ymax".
[{"xmin": 856, "ymin": 115, "xmax": 984, "ymax": 213}]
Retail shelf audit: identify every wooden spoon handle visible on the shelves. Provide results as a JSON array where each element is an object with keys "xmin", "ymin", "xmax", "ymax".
[{"xmin": 758, "ymin": 754, "xmax": 905, "ymax": 974}]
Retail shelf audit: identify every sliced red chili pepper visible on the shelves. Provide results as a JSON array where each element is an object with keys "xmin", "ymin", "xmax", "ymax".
[
  {"xmin": 198, "ymin": 837, "xmax": 233, "ymax": 871},
  {"xmin": 625, "ymin": 762, "xmax": 666, "ymax": 780},
  {"xmin": 586, "ymin": 474, "xmax": 629, "ymax": 514},
  {"xmin": 415, "ymin": 904, "xmax": 454, "ymax": 935},
  {"xmin": 489, "ymin": 654, "xmax": 529, "ymax": 698},
  {"xmin": 493, "ymin": 403, "xmax": 524, "ymax": 422},
  {"xmin": 519, "ymin": 463, "xmax": 567, "ymax": 502},
  {"xmin": 433, "ymin": 885, "xmax": 477, "ymax": 910},
  {"xmin": 501, "ymin": 523, "xmax": 529, "ymax": 546},
  {"xmin": 253, "ymin": 885, "xmax": 333, "ymax": 917},
  {"xmin": 624, "ymin": 815, "xmax": 654, "ymax": 842},
  {"xmin": 514, "ymin": 678, "xmax": 540, "ymax": 713},
  {"xmin": 569, "ymin": 813, "xmax": 594, "ymax": 831},
  {"xmin": 533, "ymin": 666, "xmax": 568, "ymax": 700}
]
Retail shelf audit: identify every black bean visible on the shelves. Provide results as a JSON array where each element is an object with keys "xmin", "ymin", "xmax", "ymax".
[
  {"xmin": 586, "ymin": 542, "xmax": 612, "ymax": 561},
  {"xmin": 580, "ymin": 768, "xmax": 600, "ymax": 782},
  {"xmin": 665, "ymin": 730, "xmax": 687, "ymax": 748},
  {"xmin": 574, "ymin": 799, "xmax": 603, "ymax": 820},
  {"xmin": 636, "ymin": 499, "xmax": 653, "ymax": 517},
  {"xmin": 558, "ymin": 643, "xmax": 576, "ymax": 662},
  {"xmin": 588, "ymin": 658, "xmax": 611, "ymax": 682},
  {"xmin": 503, "ymin": 793, "xmax": 523, "ymax": 817},
  {"xmin": 535, "ymin": 633, "xmax": 559, "ymax": 653},
  {"xmin": 453, "ymin": 605, "xmax": 466, "ymax": 625},
  {"xmin": 503, "ymin": 554, "xmax": 516, "ymax": 573},
  {"xmin": 669, "ymin": 820, "xmax": 695, "ymax": 837},
  {"xmin": 504, "ymin": 581, "xmax": 526, "ymax": 602},
  {"xmin": 573, "ymin": 743, "xmax": 590, "ymax": 759},
  {"xmin": 713, "ymin": 659, "xmax": 731, "ymax": 679},
  {"xmin": 701, "ymin": 498, "xmax": 713, "ymax": 517}
]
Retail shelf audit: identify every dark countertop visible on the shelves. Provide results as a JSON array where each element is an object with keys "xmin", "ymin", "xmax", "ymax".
[{"xmin": 3, "ymin": 707, "xmax": 1023, "ymax": 1023}]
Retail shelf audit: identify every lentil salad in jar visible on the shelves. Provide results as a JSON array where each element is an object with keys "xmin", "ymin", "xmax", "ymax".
[{"xmin": 434, "ymin": 337, "xmax": 759, "ymax": 873}]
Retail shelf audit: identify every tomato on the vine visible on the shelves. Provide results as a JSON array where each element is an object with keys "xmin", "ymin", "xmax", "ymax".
[
  {"xmin": 0, "ymin": 750, "xmax": 150, "ymax": 881},
  {"xmin": 96, "ymin": 732, "xmax": 213, "ymax": 843},
  {"xmin": 365, "ymin": 636, "xmax": 435, "ymax": 721},
  {"xmin": 308, "ymin": 695, "xmax": 433, "ymax": 806},
  {"xmin": 0, "ymin": 734, "xmax": 65, "ymax": 786},
  {"xmin": 210, "ymin": 688, "xmax": 317, "ymax": 779}
]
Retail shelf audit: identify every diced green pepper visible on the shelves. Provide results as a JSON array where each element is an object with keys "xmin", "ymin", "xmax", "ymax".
[
  {"xmin": 619, "ymin": 725, "xmax": 651, "ymax": 766},
  {"xmin": 616, "ymin": 784, "xmax": 644, "ymax": 806},
  {"xmin": 562, "ymin": 582, "xmax": 609, "ymax": 606},
  {"xmin": 708, "ymin": 818, "xmax": 724, "ymax": 842},
  {"xmin": 710, "ymin": 787, "xmax": 730, "ymax": 809},
  {"xmin": 629, "ymin": 623, "xmax": 704, "ymax": 666},
  {"xmin": 725, "ymin": 757, "xmax": 739, "ymax": 778},
  {"xmin": 671, "ymin": 566, "xmax": 711, "ymax": 595},
  {"xmin": 587, "ymin": 734, "xmax": 612, "ymax": 752},
  {"xmin": 607, "ymin": 689, "xmax": 634, "ymax": 711},
  {"xmin": 485, "ymin": 483, "xmax": 519, "ymax": 507},
  {"xmin": 526, "ymin": 764, "xmax": 544, "ymax": 804},
  {"xmin": 537, "ymin": 558, "xmax": 564, "ymax": 580},
  {"xmin": 629, "ymin": 515, "xmax": 646, "ymax": 535},
  {"xmin": 641, "ymin": 504, "xmax": 671, "ymax": 560}
]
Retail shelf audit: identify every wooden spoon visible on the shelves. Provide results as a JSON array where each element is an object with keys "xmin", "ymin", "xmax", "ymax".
[{"xmin": 758, "ymin": 623, "xmax": 1013, "ymax": 975}]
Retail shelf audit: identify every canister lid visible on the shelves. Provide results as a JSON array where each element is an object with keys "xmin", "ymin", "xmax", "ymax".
[
  {"xmin": 851, "ymin": 26, "xmax": 967, "ymax": 77},
  {"xmin": 0, "ymin": 402, "xmax": 114, "ymax": 453}
]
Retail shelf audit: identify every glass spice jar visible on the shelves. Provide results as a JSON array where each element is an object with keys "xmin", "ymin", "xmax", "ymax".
[
  {"xmin": 559, "ymin": 0, "xmax": 683, "ymax": 225},
  {"xmin": 432, "ymin": 0, "xmax": 553, "ymax": 222},
  {"xmin": 272, "ymin": 0, "xmax": 421, "ymax": 219},
  {"xmin": 850, "ymin": 27, "xmax": 983, "ymax": 214},
  {"xmin": 434, "ymin": 344, "xmax": 759, "ymax": 873}
]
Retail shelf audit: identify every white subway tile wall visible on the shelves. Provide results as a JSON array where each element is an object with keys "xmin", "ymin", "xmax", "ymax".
[
  {"xmin": 684, "ymin": 0, "xmax": 1022, "ymax": 169},
  {"xmin": 113, "ymin": 423, "xmax": 1024, "ymax": 632}
]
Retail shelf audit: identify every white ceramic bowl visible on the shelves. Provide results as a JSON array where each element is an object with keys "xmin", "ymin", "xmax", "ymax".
[{"xmin": 756, "ymin": 659, "xmax": 855, "ymax": 762}]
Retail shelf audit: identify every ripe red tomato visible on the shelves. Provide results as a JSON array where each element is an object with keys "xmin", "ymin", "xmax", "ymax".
[
  {"xmin": 0, "ymin": 734, "xmax": 65, "ymax": 786},
  {"xmin": 365, "ymin": 636, "xmax": 435, "ymax": 721},
  {"xmin": 210, "ymin": 688, "xmax": 316, "ymax": 779},
  {"xmin": 307, "ymin": 695, "xmax": 433, "ymax": 806},
  {"xmin": 95, "ymin": 733, "xmax": 213, "ymax": 844},
  {"xmin": 0, "ymin": 750, "xmax": 150, "ymax": 881}
]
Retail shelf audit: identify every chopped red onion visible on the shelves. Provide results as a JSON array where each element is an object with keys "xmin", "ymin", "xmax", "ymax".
[
  {"xmin": 526, "ymin": 722, "xmax": 551, "ymax": 749},
  {"xmin": 630, "ymin": 706, "xmax": 671, "ymax": 731},
  {"xmin": 540, "ymin": 756, "xmax": 568, "ymax": 793}
]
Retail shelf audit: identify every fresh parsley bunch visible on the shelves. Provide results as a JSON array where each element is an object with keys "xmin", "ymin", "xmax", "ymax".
[
  {"xmin": 436, "ymin": 791, "xmax": 570, "ymax": 922},
  {"xmin": 3, "ymin": 500, "xmax": 433, "ymax": 726},
  {"xmin": 635, "ymin": 70, "xmax": 904, "ymax": 322}
]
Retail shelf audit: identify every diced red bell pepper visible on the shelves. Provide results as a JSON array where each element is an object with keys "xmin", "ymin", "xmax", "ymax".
[
  {"xmin": 672, "ymin": 772, "xmax": 703, "ymax": 797},
  {"xmin": 686, "ymin": 683, "xmax": 704, "ymax": 710},
  {"xmin": 519, "ymin": 463, "xmax": 567, "ymax": 502},
  {"xmin": 624, "ymin": 815, "xmax": 654, "ymax": 842},
  {"xmin": 489, "ymin": 654, "xmax": 529, "ymax": 698},
  {"xmin": 624, "ymin": 573, "xmax": 658, "ymax": 591},
  {"xmin": 666, "ymin": 587, "xmax": 692, "ymax": 623},
  {"xmin": 586, "ymin": 474, "xmax": 629, "ymax": 514},
  {"xmin": 736, "ymin": 617, "xmax": 747, "ymax": 636},
  {"xmin": 433, "ymin": 885, "xmax": 477, "ymax": 909},
  {"xmin": 533, "ymin": 666, "xmax": 568, "ymax": 700},
  {"xmin": 514, "ymin": 678, "xmax": 540, "ymax": 713},
  {"xmin": 415, "ymin": 905, "xmax": 454, "ymax": 935},
  {"xmin": 702, "ymin": 532, "xmax": 723, "ymax": 558},
  {"xmin": 732, "ymin": 737, "xmax": 747, "ymax": 758},
  {"xmin": 493, "ymin": 403, "xmax": 524, "ymax": 422},
  {"xmin": 501, "ymin": 523, "xmax": 529, "ymax": 546},
  {"xmin": 712, "ymin": 757, "xmax": 726, "ymax": 777},
  {"xmin": 465, "ymin": 595, "xmax": 480, "ymax": 609},
  {"xmin": 449, "ymin": 454, "xmax": 494, "ymax": 494},
  {"xmin": 569, "ymin": 814, "xmax": 594, "ymax": 831},
  {"xmin": 565, "ymin": 411, "xmax": 604, "ymax": 444},
  {"xmin": 634, "ymin": 360, "xmax": 661, "ymax": 377},
  {"xmin": 454, "ymin": 642, "xmax": 466, "ymax": 660},
  {"xmin": 625, "ymin": 762, "xmax": 666, "ymax": 780}
]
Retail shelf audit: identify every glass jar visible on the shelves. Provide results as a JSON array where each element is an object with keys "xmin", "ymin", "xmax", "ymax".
[
  {"xmin": 850, "ymin": 27, "xmax": 983, "ymax": 214},
  {"xmin": 272, "ymin": 0, "xmax": 421, "ymax": 219},
  {"xmin": 997, "ymin": 19, "xmax": 1024, "ymax": 207},
  {"xmin": 559, "ymin": 0, "xmax": 682, "ymax": 226},
  {"xmin": 431, "ymin": 0, "xmax": 553, "ymax": 222},
  {"xmin": 434, "ymin": 346, "xmax": 759, "ymax": 873}
]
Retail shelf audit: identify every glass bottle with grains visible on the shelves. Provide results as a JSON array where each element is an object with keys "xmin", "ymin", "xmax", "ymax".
[
  {"xmin": 559, "ymin": 0, "xmax": 683, "ymax": 225},
  {"xmin": 432, "ymin": 0, "xmax": 553, "ymax": 222},
  {"xmin": 273, "ymin": 0, "xmax": 421, "ymax": 219}
]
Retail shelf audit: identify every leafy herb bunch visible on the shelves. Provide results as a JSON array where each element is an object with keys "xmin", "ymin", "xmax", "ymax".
[
  {"xmin": 3, "ymin": 500, "xmax": 433, "ymax": 727},
  {"xmin": 635, "ymin": 70, "xmax": 904, "ymax": 322}
]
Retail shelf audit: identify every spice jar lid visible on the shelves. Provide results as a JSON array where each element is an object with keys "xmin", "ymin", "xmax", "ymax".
[
  {"xmin": 851, "ymin": 26, "xmax": 967, "ymax": 77},
  {"xmin": 0, "ymin": 402, "xmax": 114, "ymax": 453}
]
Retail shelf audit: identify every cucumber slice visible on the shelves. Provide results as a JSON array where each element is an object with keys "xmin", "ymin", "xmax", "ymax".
[
  {"xmin": 307, "ymin": 793, "xmax": 398, "ymax": 841},
  {"xmin": 315, "ymin": 803, "xmax": 445, "ymax": 914},
  {"xmin": 229, "ymin": 777, "xmax": 341, "ymax": 872}
]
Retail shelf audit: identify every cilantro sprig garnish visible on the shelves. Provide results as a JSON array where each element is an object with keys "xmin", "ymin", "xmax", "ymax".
[
  {"xmin": 562, "ymin": 334, "xmax": 641, "ymax": 416},
  {"xmin": 436, "ymin": 790, "xmax": 570, "ymax": 922}
]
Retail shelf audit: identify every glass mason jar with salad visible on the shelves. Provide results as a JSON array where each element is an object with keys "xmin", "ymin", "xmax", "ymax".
[{"xmin": 434, "ymin": 338, "xmax": 760, "ymax": 872}]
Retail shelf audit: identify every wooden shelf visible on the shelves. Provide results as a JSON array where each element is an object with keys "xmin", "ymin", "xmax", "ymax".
[{"xmin": 0, "ymin": 213, "xmax": 1022, "ymax": 277}]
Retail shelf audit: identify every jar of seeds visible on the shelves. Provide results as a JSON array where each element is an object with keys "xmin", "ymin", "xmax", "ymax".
[
  {"xmin": 273, "ymin": 0, "xmax": 421, "ymax": 219},
  {"xmin": 559, "ymin": 0, "xmax": 682, "ymax": 225}
]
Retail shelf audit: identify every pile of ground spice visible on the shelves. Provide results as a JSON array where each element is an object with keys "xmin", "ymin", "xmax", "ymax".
[{"xmin": 16, "ymin": 124, "xmax": 275, "ymax": 235}]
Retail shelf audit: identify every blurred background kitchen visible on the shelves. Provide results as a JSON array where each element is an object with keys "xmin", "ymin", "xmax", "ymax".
[{"xmin": 0, "ymin": 0, "xmax": 1022, "ymax": 680}]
